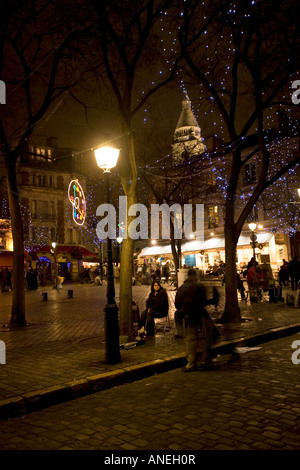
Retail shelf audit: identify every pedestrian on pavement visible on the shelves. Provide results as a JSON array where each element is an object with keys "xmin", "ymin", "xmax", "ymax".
[
  {"xmin": 2, "ymin": 267, "xmax": 12, "ymax": 292},
  {"xmin": 162, "ymin": 262, "xmax": 170, "ymax": 284},
  {"xmin": 155, "ymin": 264, "xmax": 161, "ymax": 280},
  {"xmin": 136, "ymin": 280, "xmax": 169, "ymax": 339},
  {"xmin": 175, "ymin": 268, "xmax": 219, "ymax": 372},
  {"xmin": 278, "ymin": 259, "xmax": 289, "ymax": 287},
  {"xmin": 246, "ymin": 265, "xmax": 263, "ymax": 302},
  {"xmin": 288, "ymin": 256, "xmax": 300, "ymax": 291}
]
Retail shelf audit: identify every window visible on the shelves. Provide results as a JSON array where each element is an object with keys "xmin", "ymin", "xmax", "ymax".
[
  {"xmin": 208, "ymin": 206, "xmax": 219, "ymax": 228},
  {"xmin": 244, "ymin": 162, "xmax": 257, "ymax": 185},
  {"xmin": 40, "ymin": 200, "xmax": 48, "ymax": 216},
  {"xmin": 41, "ymin": 174, "xmax": 47, "ymax": 186},
  {"xmin": 50, "ymin": 201, "xmax": 55, "ymax": 215},
  {"xmin": 32, "ymin": 200, "xmax": 37, "ymax": 217},
  {"xmin": 33, "ymin": 174, "xmax": 42, "ymax": 186},
  {"xmin": 57, "ymin": 175, "xmax": 64, "ymax": 189},
  {"xmin": 248, "ymin": 205, "xmax": 258, "ymax": 222},
  {"xmin": 67, "ymin": 228, "xmax": 73, "ymax": 244}
]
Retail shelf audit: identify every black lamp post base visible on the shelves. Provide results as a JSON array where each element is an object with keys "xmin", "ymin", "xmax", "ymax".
[{"xmin": 104, "ymin": 304, "xmax": 121, "ymax": 364}]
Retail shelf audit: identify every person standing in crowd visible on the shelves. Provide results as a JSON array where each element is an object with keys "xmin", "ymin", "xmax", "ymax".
[
  {"xmin": 237, "ymin": 272, "xmax": 246, "ymax": 300},
  {"xmin": 288, "ymin": 256, "xmax": 300, "ymax": 291},
  {"xmin": 155, "ymin": 264, "xmax": 161, "ymax": 280},
  {"xmin": 162, "ymin": 262, "xmax": 170, "ymax": 284},
  {"xmin": 2, "ymin": 267, "xmax": 12, "ymax": 292},
  {"xmin": 278, "ymin": 259, "xmax": 289, "ymax": 287},
  {"xmin": 136, "ymin": 280, "xmax": 169, "ymax": 339},
  {"xmin": 246, "ymin": 264, "xmax": 263, "ymax": 303},
  {"xmin": 175, "ymin": 269, "xmax": 219, "ymax": 372}
]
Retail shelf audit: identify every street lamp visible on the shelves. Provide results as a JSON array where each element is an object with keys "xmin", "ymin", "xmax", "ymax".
[
  {"xmin": 51, "ymin": 242, "xmax": 58, "ymax": 289},
  {"xmin": 117, "ymin": 237, "xmax": 123, "ymax": 265},
  {"xmin": 94, "ymin": 146, "xmax": 121, "ymax": 364},
  {"xmin": 248, "ymin": 222, "xmax": 257, "ymax": 261}
]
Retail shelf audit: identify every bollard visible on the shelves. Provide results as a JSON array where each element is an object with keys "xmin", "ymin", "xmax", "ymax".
[
  {"xmin": 67, "ymin": 289, "xmax": 73, "ymax": 299},
  {"xmin": 42, "ymin": 292, "xmax": 48, "ymax": 301}
]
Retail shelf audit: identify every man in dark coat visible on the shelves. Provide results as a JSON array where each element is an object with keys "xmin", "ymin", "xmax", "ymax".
[
  {"xmin": 175, "ymin": 269, "xmax": 219, "ymax": 372},
  {"xmin": 288, "ymin": 256, "xmax": 300, "ymax": 291}
]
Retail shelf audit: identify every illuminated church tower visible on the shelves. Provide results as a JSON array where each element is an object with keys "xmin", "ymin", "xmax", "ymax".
[{"xmin": 172, "ymin": 96, "xmax": 205, "ymax": 163}]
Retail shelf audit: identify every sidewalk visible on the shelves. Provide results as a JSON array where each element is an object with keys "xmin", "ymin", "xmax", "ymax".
[{"xmin": 0, "ymin": 283, "xmax": 299, "ymax": 421}]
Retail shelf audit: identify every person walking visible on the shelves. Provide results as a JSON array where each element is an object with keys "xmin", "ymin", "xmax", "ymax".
[
  {"xmin": 2, "ymin": 267, "xmax": 12, "ymax": 292},
  {"xmin": 288, "ymin": 256, "xmax": 300, "ymax": 291},
  {"xmin": 246, "ymin": 265, "xmax": 263, "ymax": 303},
  {"xmin": 136, "ymin": 280, "xmax": 169, "ymax": 339},
  {"xmin": 278, "ymin": 260, "xmax": 289, "ymax": 287},
  {"xmin": 175, "ymin": 268, "xmax": 219, "ymax": 372}
]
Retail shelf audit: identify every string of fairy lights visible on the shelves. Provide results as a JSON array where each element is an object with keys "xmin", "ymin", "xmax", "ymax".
[{"xmin": 0, "ymin": 0, "xmax": 299, "ymax": 251}]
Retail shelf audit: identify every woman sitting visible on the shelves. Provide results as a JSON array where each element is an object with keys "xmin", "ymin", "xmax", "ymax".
[{"xmin": 136, "ymin": 280, "xmax": 169, "ymax": 339}]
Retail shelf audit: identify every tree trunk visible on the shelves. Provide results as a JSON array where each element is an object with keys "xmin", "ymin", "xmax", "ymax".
[
  {"xmin": 118, "ymin": 127, "xmax": 137, "ymax": 339},
  {"xmin": 220, "ymin": 222, "xmax": 242, "ymax": 324},
  {"xmin": 119, "ymin": 234, "xmax": 135, "ymax": 338},
  {"xmin": 5, "ymin": 154, "xmax": 26, "ymax": 328}
]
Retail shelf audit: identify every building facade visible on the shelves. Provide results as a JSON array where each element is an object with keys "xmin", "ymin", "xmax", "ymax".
[
  {"xmin": 0, "ymin": 138, "xmax": 98, "ymax": 280},
  {"xmin": 138, "ymin": 97, "xmax": 300, "ymax": 275}
]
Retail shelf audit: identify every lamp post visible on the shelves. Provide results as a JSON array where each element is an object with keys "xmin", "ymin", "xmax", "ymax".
[
  {"xmin": 94, "ymin": 146, "xmax": 121, "ymax": 364},
  {"xmin": 248, "ymin": 223, "xmax": 257, "ymax": 261},
  {"xmin": 51, "ymin": 242, "xmax": 58, "ymax": 289},
  {"xmin": 117, "ymin": 237, "xmax": 123, "ymax": 265}
]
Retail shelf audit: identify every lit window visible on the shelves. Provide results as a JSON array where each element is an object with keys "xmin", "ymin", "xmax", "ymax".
[{"xmin": 208, "ymin": 206, "xmax": 219, "ymax": 228}]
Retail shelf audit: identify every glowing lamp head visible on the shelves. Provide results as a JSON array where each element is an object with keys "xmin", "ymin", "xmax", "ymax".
[
  {"xmin": 248, "ymin": 223, "xmax": 257, "ymax": 231},
  {"xmin": 94, "ymin": 147, "xmax": 120, "ymax": 172}
]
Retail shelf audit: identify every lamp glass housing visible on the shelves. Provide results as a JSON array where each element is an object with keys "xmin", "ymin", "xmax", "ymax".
[
  {"xmin": 248, "ymin": 223, "xmax": 257, "ymax": 231},
  {"xmin": 94, "ymin": 147, "xmax": 120, "ymax": 172}
]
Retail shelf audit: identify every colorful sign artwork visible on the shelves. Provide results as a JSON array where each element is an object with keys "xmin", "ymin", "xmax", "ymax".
[{"xmin": 68, "ymin": 180, "xmax": 86, "ymax": 226}]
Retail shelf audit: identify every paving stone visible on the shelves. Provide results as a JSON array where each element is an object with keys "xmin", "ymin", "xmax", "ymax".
[{"xmin": 1, "ymin": 286, "xmax": 300, "ymax": 450}]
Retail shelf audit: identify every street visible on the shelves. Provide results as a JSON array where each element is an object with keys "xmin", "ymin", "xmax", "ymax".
[{"xmin": 1, "ymin": 333, "xmax": 300, "ymax": 452}]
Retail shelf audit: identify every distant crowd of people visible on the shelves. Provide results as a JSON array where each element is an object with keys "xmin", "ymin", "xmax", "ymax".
[
  {"xmin": 278, "ymin": 256, "xmax": 300, "ymax": 291},
  {"xmin": 135, "ymin": 261, "xmax": 174, "ymax": 285}
]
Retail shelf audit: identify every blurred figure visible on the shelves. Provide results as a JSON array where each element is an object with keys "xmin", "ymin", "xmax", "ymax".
[
  {"xmin": 288, "ymin": 256, "xmax": 300, "ymax": 291},
  {"xmin": 247, "ymin": 265, "xmax": 263, "ymax": 303},
  {"xmin": 278, "ymin": 259, "xmax": 289, "ymax": 287},
  {"xmin": 175, "ymin": 269, "xmax": 219, "ymax": 372}
]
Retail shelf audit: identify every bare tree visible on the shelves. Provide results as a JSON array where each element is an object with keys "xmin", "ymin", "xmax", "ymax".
[
  {"xmin": 0, "ymin": 0, "xmax": 90, "ymax": 326},
  {"xmin": 90, "ymin": 0, "xmax": 181, "ymax": 337},
  {"xmin": 178, "ymin": 0, "xmax": 300, "ymax": 322}
]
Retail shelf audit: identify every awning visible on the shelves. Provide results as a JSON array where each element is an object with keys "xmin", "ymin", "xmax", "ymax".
[
  {"xmin": 138, "ymin": 232, "xmax": 274, "ymax": 257},
  {"xmin": 28, "ymin": 245, "xmax": 96, "ymax": 258}
]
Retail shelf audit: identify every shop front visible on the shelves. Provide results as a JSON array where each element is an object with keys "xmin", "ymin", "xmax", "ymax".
[
  {"xmin": 27, "ymin": 244, "xmax": 97, "ymax": 282},
  {"xmin": 137, "ymin": 231, "xmax": 288, "ymax": 275}
]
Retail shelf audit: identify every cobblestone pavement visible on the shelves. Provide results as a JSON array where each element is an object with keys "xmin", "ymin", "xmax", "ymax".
[
  {"xmin": 0, "ymin": 333, "xmax": 300, "ymax": 451},
  {"xmin": 0, "ymin": 283, "xmax": 300, "ymax": 424}
]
